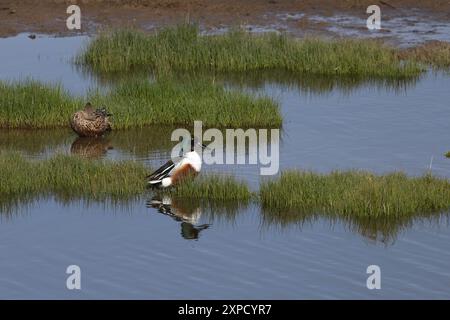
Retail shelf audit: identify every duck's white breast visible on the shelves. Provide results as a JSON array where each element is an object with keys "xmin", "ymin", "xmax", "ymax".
[{"xmin": 184, "ymin": 151, "xmax": 202, "ymax": 172}]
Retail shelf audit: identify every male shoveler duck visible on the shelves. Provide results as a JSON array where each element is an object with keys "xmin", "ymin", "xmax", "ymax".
[
  {"xmin": 147, "ymin": 137, "xmax": 207, "ymax": 188},
  {"xmin": 70, "ymin": 102, "xmax": 112, "ymax": 138}
]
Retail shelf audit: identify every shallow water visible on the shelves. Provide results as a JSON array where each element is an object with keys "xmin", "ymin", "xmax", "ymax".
[
  {"xmin": 304, "ymin": 11, "xmax": 450, "ymax": 47},
  {"xmin": 1, "ymin": 34, "xmax": 450, "ymax": 299},
  {"xmin": 1, "ymin": 198, "xmax": 450, "ymax": 299},
  {"xmin": 215, "ymin": 9, "xmax": 450, "ymax": 47}
]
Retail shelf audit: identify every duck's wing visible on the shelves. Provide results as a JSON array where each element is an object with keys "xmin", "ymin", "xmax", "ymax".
[
  {"xmin": 81, "ymin": 109, "xmax": 97, "ymax": 121},
  {"xmin": 146, "ymin": 159, "xmax": 177, "ymax": 181}
]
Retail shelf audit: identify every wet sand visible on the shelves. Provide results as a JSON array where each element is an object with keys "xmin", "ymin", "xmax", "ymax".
[{"xmin": 1, "ymin": 0, "xmax": 449, "ymax": 39}]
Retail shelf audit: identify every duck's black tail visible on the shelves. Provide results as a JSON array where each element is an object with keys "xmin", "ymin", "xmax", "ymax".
[
  {"xmin": 146, "ymin": 159, "xmax": 175, "ymax": 186},
  {"xmin": 146, "ymin": 179, "xmax": 163, "ymax": 188}
]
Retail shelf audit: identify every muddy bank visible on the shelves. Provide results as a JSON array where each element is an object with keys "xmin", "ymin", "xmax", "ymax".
[{"xmin": 1, "ymin": 0, "xmax": 450, "ymax": 42}]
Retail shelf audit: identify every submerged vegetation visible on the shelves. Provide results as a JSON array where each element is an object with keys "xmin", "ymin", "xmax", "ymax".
[
  {"xmin": 0, "ymin": 78, "xmax": 281, "ymax": 129},
  {"xmin": 445, "ymin": 151, "xmax": 450, "ymax": 158},
  {"xmin": 78, "ymin": 24, "xmax": 423, "ymax": 77},
  {"xmin": 260, "ymin": 170, "xmax": 450, "ymax": 218}
]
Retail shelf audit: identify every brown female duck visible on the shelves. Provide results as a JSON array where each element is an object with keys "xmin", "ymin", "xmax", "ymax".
[{"xmin": 70, "ymin": 103, "xmax": 112, "ymax": 137}]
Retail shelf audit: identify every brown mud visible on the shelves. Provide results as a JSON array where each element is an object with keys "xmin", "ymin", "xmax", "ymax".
[{"xmin": 0, "ymin": 0, "xmax": 449, "ymax": 38}]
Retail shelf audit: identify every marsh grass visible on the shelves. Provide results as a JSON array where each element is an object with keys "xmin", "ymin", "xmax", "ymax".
[
  {"xmin": 0, "ymin": 152, "xmax": 148, "ymax": 205},
  {"xmin": 89, "ymin": 78, "xmax": 281, "ymax": 128},
  {"xmin": 0, "ymin": 80, "xmax": 81, "ymax": 129},
  {"xmin": 2, "ymin": 152, "xmax": 450, "ymax": 221},
  {"xmin": 0, "ymin": 78, "xmax": 281, "ymax": 128},
  {"xmin": 157, "ymin": 174, "xmax": 252, "ymax": 202},
  {"xmin": 153, "ymin": 174, "xmax": 252, "ymax": 223},
  {"xmin": 78, "ymin": 24, "xmax": 423, "ymax": 77},
  {"xmin": 0, "ymin": 153, "xmax": 252, "ymax": 212},
  {"xmin": 401, "ymin": 41, "xmax": 450, "ymax": 70},
  {"xmin": 260, "ymin": 170, "xmax": 450, "ymax": 218}
]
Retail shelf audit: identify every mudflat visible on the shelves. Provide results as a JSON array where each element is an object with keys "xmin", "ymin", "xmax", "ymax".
[{"xmin": 1, "ymin": 0, "xmax": 449, "ymax": 37}]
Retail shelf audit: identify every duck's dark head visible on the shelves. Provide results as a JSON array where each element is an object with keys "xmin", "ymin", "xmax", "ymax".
[
  {"xmin": 95, "ymin": 107, "xmax": 112, "ymax": 117},
  {"xmin": 83, "ymin": 102, "xmax": 93, "ymax": 112},
  {"xmin": 190, "ymin": 137, "xmax": 208, "ymax": 152}
]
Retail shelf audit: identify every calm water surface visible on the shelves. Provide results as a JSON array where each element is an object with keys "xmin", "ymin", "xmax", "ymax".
[{"xmin": 0, "ymin": 34, "xmax": 450, "ymax": 299}]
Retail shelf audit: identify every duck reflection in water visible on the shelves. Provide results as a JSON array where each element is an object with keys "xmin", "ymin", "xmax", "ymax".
[
  {"xmin": 70, "ymin": 136, "xmax": 113, "ymax": 159},
  {"xmin": 147, "ymin": 195, "xmax": 210, "ymax": 240}
]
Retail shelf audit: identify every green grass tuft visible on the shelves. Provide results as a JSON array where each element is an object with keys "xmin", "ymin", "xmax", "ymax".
[
  {"xmin": 90, "ymin": 78, "xmax": 281, "ymax": 128},
  {"xmin": 159, "ymin": 174, "xmax": 252, "ymax": 201},
  {"xmin": 0, "ymin": 80, "xmax": 81, "ymax": 129},
  {"xmin": 260, "ymin": 170, "xmax": 450, "ymax": 218},
  {"xmin": 3, "ymin": 152, "xmax": 449, "ymax": 220},
  {"xmin": 0, "ymin": 78, "xmax": 281, "ymax": 129},
  {"xmin": 0, "ymin": 152, "xmax": 148, "ymax": 204},
  {"xmin": 0, "ymin": 153, "xmax": 252, "ymax": 210},
  {"xmin": 77, "ymin": 24, "xmax": 423, "ymax": 77},
  {"xmin": 401, "ymin": 41, "xmax": 450, "ymax": 70}
]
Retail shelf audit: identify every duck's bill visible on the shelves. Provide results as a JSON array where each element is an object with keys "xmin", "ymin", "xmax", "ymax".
[
  {"xmin": 197, "ymin": 143, "xmax": 209, "ymax": 150},
  {"xmin": 194, "ymin": 142, "xmax": 209, "ymax": 150}
]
